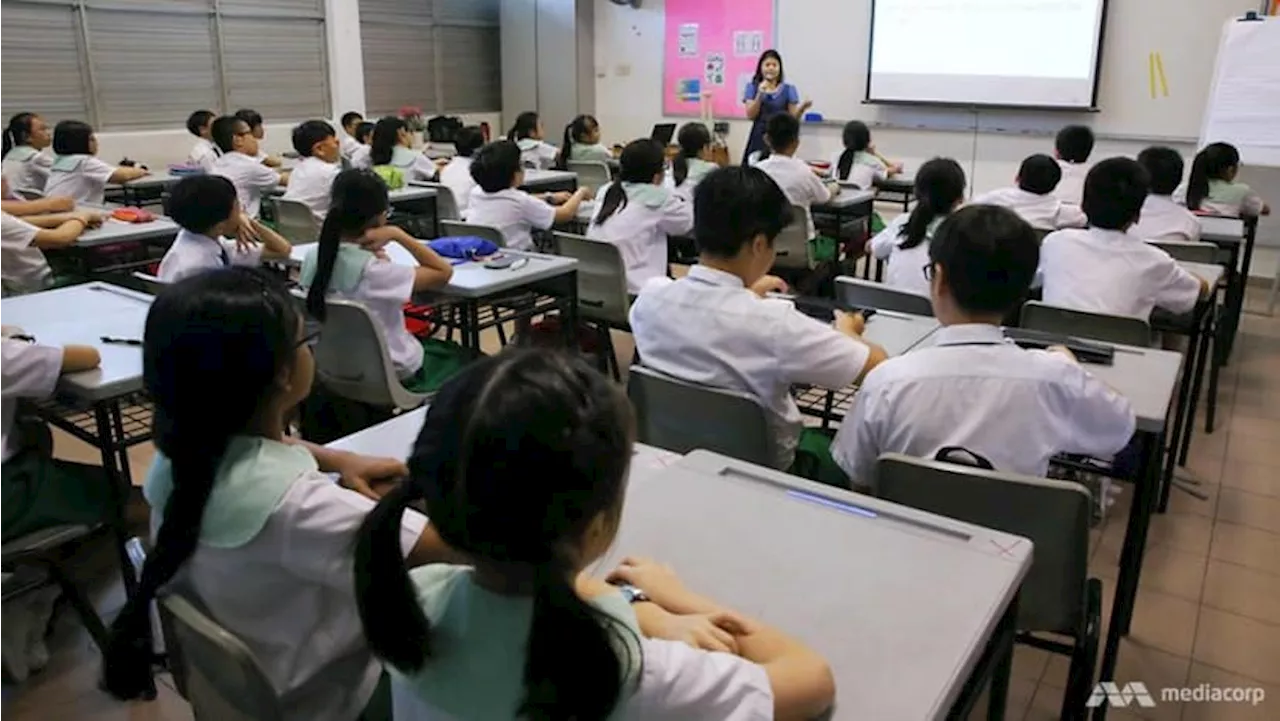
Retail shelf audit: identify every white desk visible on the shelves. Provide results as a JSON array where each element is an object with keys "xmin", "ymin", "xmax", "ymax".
[
  {"xmin": 76, "ymin": 214, "xmax": 181, "ymax": 248},
  {"xmin": 815, "ymin": 187, "xmax": 876, "ymax": 211},
  {"xmin": 1182, "ymin": 261, "xmax": 1225, "ymax": 289},
  {"xmin": 1197, "ymin": 215, "xmax": 1244, "ymax": 244},
  {"xmin": 862, "ymin": 310, "xmax": 940, "ymax": 357},
  {"xmin": 388, "ymin": 186, "xmax": 438, "ymax": 204},
  {"xmin": 519, "ymin": 169, "xmax": 578, "ymax": 191}
]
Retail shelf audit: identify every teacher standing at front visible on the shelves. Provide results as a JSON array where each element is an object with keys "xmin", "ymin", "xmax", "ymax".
[{"xmin": 742, "ymin": 49, "xmax": 812, "ymax": 165}]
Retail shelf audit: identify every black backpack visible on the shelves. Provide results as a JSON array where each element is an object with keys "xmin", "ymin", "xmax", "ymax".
[{"xmin": 426, "ymin": 115, "xmax": 463, "ymax": 143}]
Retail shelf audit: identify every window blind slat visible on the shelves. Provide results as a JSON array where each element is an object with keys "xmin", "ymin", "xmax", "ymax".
[
  {"xmin": 359, "ymin": 0, "xmax": 433, "ymax": 26},
  {"xmin": 222, "ymin": 17, "xmax": 329, "ymax": 120},
  {"xmin": 0, "ymin": 3, "xmax": 90, "ymax": 125},
  {"xmin": 219, "ymin": 0, "xmax": 322, "ymax": 18},
  {"xmin": 439, "ymin": 26, "xmax": 500, "ymax": 113},
  {"xmin": 435, "ymin": 0, "xmax": 497, "ymax": 25},
  {"xmin": 83, "ymin": 0, "xmax": 210, "ymax": 12},
  {"xmin": 360, "ymin": 21, "xmax": 437, "ymax": 117}
]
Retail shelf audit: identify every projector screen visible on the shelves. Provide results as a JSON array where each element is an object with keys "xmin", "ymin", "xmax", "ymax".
[{"xmin": 866, "ymin": 0, "xmax": 1108, "ymax": 109}]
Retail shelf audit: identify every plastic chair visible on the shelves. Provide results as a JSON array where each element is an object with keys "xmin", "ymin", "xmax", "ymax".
[
  {"xmin": 567, "ymin": 160, "xmax": 612, "ymax": 189},
  {"xmin": 627, "ymin": 365, "xmax": 778, "ymax": 467},
  {"xmin": 311, "ymin": 298, "xmax": 431, "ymax": 412},
  {"xmin": 410, "ymin": 181, "xmax": 461, "ymax": 221},
  {"xmin": 271, "ymin": 198, "xmax": 320, "ymax": 245},
  {"xmin": 159, "ymin": 592, "xmax": 284, "ymax": 721},
  {"xmin": 1019, "ymin": 301, "xmax": 1152, "ymax": 347},
  {"xmin": 2, "ymin": 525, "xmax": 109, "ymax": 653},
  {"xmin": 874, "ymin": 453, "xmax": 1101, "ymax": 721},
  {"xmin": 553, "ymin": 232, "xmax": 632, "ymax": 380},
  {"xmin": 772, "ymin": 205, "xmax": 813, "ymax": 271},
  {"xmin": 439, "ymin": 219, "xmax": 504, "ymax": 248},
  {"xmin": 1149, "ymin": 241, "xmax": 1220, "ymax": 265},
  {"xmin": 835, "ymin": 275, "xmax": 934, "ymax": 317}
]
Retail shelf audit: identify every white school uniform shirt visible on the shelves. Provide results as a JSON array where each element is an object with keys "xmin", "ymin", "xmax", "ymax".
[
  {"xmin": 1039, "ymin": 227, "xmax": 1203, "ymax": 319},
  {"xmin": 212, "ymin": 151, "xmax": 280, "ymax": 218},
  {"xmin": 339, "ymin": 133, "xmax": 362, "ymax": 160},
  {"xmin": 465, "ymin": 187, "xmax": 556, "ymax": 251},
  {"xmin": 349, "ymin": 145, "xmax": 372, "ymax": 170},
  {"xmin": 1180, "ymin": 179, "xmax": 1268, "ymax": 218},
  {"xmin": 586, "ymin": 183, "xmax": 693, "ymax": 294},
  {"xmin": 629, "ymin": 265, "xmax": 871, "ymax": 469},
  {"xmin": 156, "ymin": 228, "xmax": 264, "ymax": 283},
  {"xmin": 1131, "ymin": 195, "xmax": 1202, "ymax": 242},
  {"xmin": 831, "ymin": 323, "xmax": 1135, "ymax": 486},
  {"xmin": 437, "ymin": 156, "xmax": 475, "ymax": 213},
  {"xmin": 515, "ymin": 138, "xmax": 559, "ymax": 170},
  {"xmin": 971, "ymin": 186, "xmax": 1087, "ymax": 230},
  {"xmin": 828, "ymin": 149, "xmax": 887, "ymax": 190},
  {"xmin": 1, "ymin": 212, "xmax": 54, "ymax": 294},
  {"xmin": 281, "ymin": 156, "xmax": 340, "ymax": 223},
  {"xmin": 44, "ymin": 155, "xmax": 116, "ymax": 206},
  {"xmin": 1054, "ymin": 160, "xmax": 1089, "ymax": 206},
  {"xmin": 2, "ymin": 146, "xmax": 53, "ymax": 194},
  {"xmin": 1, "ymin": 338, "xmax": 64, "ymax": 463},
  {"xmin": 387, "ymin": 146, "xmax": 438, "ymax": 183},
  {"xmin": 868, "ymin": 213, "xmax": 942, "ymax": 297},
  {"xmin": 755, "ymin": 153, "xmax": 833, "ymax": 239},
  {"xmin": 188, "ymin": 137, "xmax": 220, "ymax": 173}
]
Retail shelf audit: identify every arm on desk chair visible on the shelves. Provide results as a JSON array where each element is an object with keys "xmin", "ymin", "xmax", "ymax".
[{"xmin": 108, "ymin": 165, "xmax": 149, "ymax": 184}]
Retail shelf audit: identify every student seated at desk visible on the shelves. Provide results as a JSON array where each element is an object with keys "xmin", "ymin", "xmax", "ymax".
[
  {"xmin": 339, "ymin": 111, "xmax": 364, "ymax": 161},
  {"xmin": 282, "ymin": 120, "xmax": 341, "ymax": 223},
  {"xmin": 971, "ymin": 154, "xmax": 1087, "ymax": 231},
  {"xmin": 1052, "ymin": 124, "xmax": 1094, "ymax": 206},
  {"xmin": 466, "ymin": 140, "xmax": 592, "ymax": 251},
  {"xmin": 832, "ymin": 205, "xmax": 1136, "ymax": 486},
  {"xmin": 301, "ymin": 169, "xmax": 457, "ymax": 393},
  {"xmin": 630, "ymin": 166, "xmax": 886, "ymax": 476},
  {"xmin": 1, "ymin": 205, "xmax": 103, "ymax": 294},
  {"xmin": 210, "ymin": 115, "xmax": 289, "ymax": 220},
  {"xmin": 101, "ymin": 268, "xmax": 457, "ymax": 720},
  {"xmin": 667, "ymin": 122, "xmax": 718, "ymax": 199},
  {"xmin": 43, "ymin": 120, "xmax": 148, "ymax": 206},
  {"xmin": 1132, "ymin": 146, "xmax": 1201, "ymax": 242},
  {"xmin": 235, "ymin": 109, "xmax": 283, "ymax": 168},
  {"xmin": 830, "ymin": 120, "xmax": 902, "ymax": 190},
  {"xmin": 869, "ymin": 157, "xmax": 966, "ymax": 296},
  {"xmin": 555, "ymin": 113, "xmax": 612, "ymax": 170},
  {"xmin": 756, "ymin": 114, "xmax": 839, "ymax": 246},
  {"xmin": 3, "ymin": 112, "xmax": 54, "ymax": 195},
  {"xmin": 1, "ymin": 176, "xmax": 73, "ymax": 217},
  {"xmin": 438, "ymin": 125, "xmax": 483, "ymax": 214},
  {"xmin": 369, "ymin": 116, "xmax": 441, "ymax": 188},
  {"xmin": 1040, "ymin": 157, "xmax": 1209, "ymax": 320},
  {"xmin": 1183, "ymin": 142, "xmax": 1271, "ymax": 218},
  {"xmin": 355, "ymin": 348, "xmax": 836, "ymax": 721},
  {"xmin": 185, "ymin": 109, "xmax": 220, "ymax": 173},
  {"xmin": 508, "ymin": 111, "xmax": 559, "ymax": 170},
  {"xmin": 157, "ymin": 176, "xmax": 291, "ymax": 283},
  {"xmin": 587, "ymin": 139, "xmax": 693, "ymax": 294},
  {"xmin": 350, "ymin": 121, "xmax": 376, "ymax": 170}
]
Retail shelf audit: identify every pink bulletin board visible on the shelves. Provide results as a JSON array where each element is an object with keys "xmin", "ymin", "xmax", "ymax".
[{"xmin": 663, "ymin": 0, "xmax": 777, "ymax": 119}]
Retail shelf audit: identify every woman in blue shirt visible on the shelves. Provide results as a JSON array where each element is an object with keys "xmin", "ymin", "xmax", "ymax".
[{"xmin": 742, "ymin": 49, "xmax": 811, "ymax": 165}]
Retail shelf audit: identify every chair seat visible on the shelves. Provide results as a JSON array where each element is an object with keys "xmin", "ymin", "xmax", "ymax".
[{"xmin": 2, "ymin": 524, "xmax": 96, "ymax": 563}]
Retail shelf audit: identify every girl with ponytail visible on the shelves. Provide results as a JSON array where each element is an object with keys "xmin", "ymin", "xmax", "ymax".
[
  {"xmin": 2, "ymin": 113, "xmax": 54, "ymax": 195},
  {"xmin": 669, "ymin": 122, "xmax": 716, "ymax": 196},
  {"xmin": 507, "ymin": 111, "xmax": 559, "ymax": 169},
  {"xmin": 554, "ymin": 114, "xmax": 611, "ymax": 170},
  {"xmin": 356, "ymin": 347, "xmax": 836, "ymax": 721},
  {"xmin": 868, "ymin": 157, "xmax": 966, "ymax": 295},
  {"xmin": 830, "ymin": 120, "xmax": 902, "ymax": 189},
  {"xmin": 101, "ymin": 267, "xmax": 452, "ymax": 721},
  {"xmin": 1184, "ymin": 142, "xmax": 1270, "ymax": 217}
]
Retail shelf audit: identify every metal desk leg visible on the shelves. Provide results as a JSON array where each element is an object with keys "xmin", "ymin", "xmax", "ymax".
[
  {"xmin": 945, "ymin": 592, "xmax": 1019, "ymax": 720},
  {"xmin": 1179, "ymin": 308, "xmax": 1214, "ymax": 466},
  {"xmin": 1159, "ymin": 313, "xmax": 1202, "ymax": 512},
  {"xmin": 93, "ymin": 402, "xmax": 139, "ymax": 596},
  {"xmin": 563, "ymin": 270, "xmax": 580, "ymax": 352}
]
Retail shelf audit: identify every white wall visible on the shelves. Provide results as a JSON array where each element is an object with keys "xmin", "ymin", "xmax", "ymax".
[{"xmin": 499, "ymin": 0, "xmax": 596, "ymax": 138}]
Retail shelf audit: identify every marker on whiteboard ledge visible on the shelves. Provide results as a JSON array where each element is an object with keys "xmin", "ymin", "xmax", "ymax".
[{"xmin": 1240, "ymin": 10, "xmax": 1261, "ymax": 21}]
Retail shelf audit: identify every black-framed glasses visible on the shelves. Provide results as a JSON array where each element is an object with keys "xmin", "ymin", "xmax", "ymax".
[
  {"xmin": 297, "ymin": 329, "xmax": 322, "ymax": 348},
  {"xmin": 922, "ymin": 263, "xmax": 935, "ymax": 282}
]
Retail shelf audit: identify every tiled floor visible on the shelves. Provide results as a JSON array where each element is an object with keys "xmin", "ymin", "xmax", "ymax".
[{"xmin": 3, "ymin": 291, "xmax": 1278, "ymax": 721}]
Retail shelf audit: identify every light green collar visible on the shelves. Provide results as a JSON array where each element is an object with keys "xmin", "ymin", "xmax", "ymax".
[
  {"xmin": 391, "ymin": 145, "xmax": 419, "ymax": 168},
  {"xmin": 570, "ymin": 143, "xmax": 612, "ymax": 162},
  {"xmin": 143, "ymin": 437, "xmax": 318, "ymax": 548},
  {"xmin": 516, "ymin": 138, "xmax": 541, "ymax": 152},
  {"xmin": 300, "ymin": 243, "xmax": 374, "ymax": 294},
  {"xmin": 51, "ymin": 154, "xmax": 87, "ymax": 172},
  {"xmin": 4, "ymin": 146, "xmax": 38, "ymax": 163},
  {"xmin": 621, "ymin": 182, "xmax": 671, "ymax": 209},
  {"xmin": 684, "ymin": 158, "xmax": 717, "ymax": 182}
]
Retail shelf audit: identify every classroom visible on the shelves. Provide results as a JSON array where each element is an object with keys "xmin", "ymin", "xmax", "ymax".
[{"xmin": 2, "ymin": 0, "xmax": 1279, "ymax": 719}]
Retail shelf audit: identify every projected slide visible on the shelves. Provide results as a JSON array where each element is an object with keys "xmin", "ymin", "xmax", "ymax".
[{"xmin": 867, "ymin": 0, "xmax": 1107, "ymax": 108}]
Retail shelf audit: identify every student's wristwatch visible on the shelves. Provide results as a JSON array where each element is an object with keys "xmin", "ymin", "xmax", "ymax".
[{"xmin": 614, "ymin": 583, "xmax": 650, "ymax": 604}]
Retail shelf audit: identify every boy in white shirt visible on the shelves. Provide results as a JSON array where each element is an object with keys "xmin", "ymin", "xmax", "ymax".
[
  {"xmin": 157, "ymin": 175, "xmax": 291, "ymax": 283},
  {"xmin": 1053, "ymin": 125, "xmax": 1094, "ymax": 206},
  {"xmin": 349, "ymin": 121, "xmax": 375, "ymax": 170},
  {"xmin": 466, "ymin": 140, "xmax": 591, "ymax": 251},
  {"xmin": 630, "ymin": 165, "xmax": 887, "ymax": 480},
  {"xmin": 210, "ymin": 115, "xmax": 290, "ymax": 220},
  {"xmin": 1132, "ymin": 146, "xmax": 1201, "ymax": 242},
  {"xmin": 185, "ymin": 110, "xmax": 220, "ymax": 172},
  {"xmin": 438, "ymin": 125, "xmax": 483, "ymax": 214},
  {"xmin": 1040, "ymin": 157, "xmax": 1209, "ymax": 320},
  {"xmin": 281, "ymin": 120, "xmax": 341, "ymax": 223},
  {"xmin": 832, "ymin": 204, "xmax": 1136, "ymax": 487},
  {"xmin": 972, "ymin": 154, "xmax": 1087, "ymax": 231},
  {"xmin": 235, "ymin": 109, "xmax": 283, "ymax": 168},
  {"xmin": 338, "ymin": 111, "xmax": 364, "ymax": 160},
  {"xmin": 754, "ymin": 113, "xmax": 837, "ymax": 240},
  {"xmin": 1, "ymin": 208, "xmax": 101, "ymax": 294}
]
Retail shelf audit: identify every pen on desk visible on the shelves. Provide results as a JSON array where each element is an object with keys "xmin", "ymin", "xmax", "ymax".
[{"xmin": 100, "ymin": 336, "xmax": 143, "ymax": 346}]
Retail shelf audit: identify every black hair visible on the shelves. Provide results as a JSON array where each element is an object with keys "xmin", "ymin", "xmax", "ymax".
[
  {"xmin": 210, "ymin": 116, "xmax": 245, "ymax": 154},
  {"xmin": 1082, "ymin": 157, "xmax": 1149, "ymax": 230},
  {"xmin": 836, "ymin": 121, "xmax": 871, "ymax": 182},
  {"xmin": 594, "ymin": 139, "xmax": 665, "ymax": 227},
  {"xmin": 370, "ymin": 116, "xmax": 406, "ymax": 166},
  {"xmin": 1137, "ymin": 146, "xmax": 1185, "ymax": 197},
  {"xmin": 673, "ymin": 123, "xmax": 712, "ymax": 187},
  {"xmin": 929, "ymin": 204, "xmax": 1039, "ymax": 315},
  {"xmin": 355, "ymin": 347, "xmax": 636, "ymax": 720},
  {"xmin": 453, "ymin": 126, "xmax": 485, "ymax": 158},
  {"xmin": 234, "ymin": 109, "xmax": 264, "ymax": 130},
  {"xmin": 356, "ymin": 121, "xmax": 376, "ymax": 145},
  {"xmin": 763, "ymin": 113, "xmax": 800, "ymax": 155},
  {"xmin": 101, "ymin": 267, "xmax": 302, "ymax": 701},
  {"xmin": 555, "ymin": 114, "xmax": 599, "ymax": 170},
  {"xmin": 508, "ymin": 111, "xmax": 540, "ymax": 143},
  {"xmin": 898, "ymin": 157, "xmax": 966, "ymax": 250},
  {"xmin": 1055, "ymin": 125, "xmax": 1094, "ymax": 164},
  {"xmin": 1016, "ymin": 154, "xmax": 1062, "ymax": 195},
  {"xmin": 3, "ymin": 112, "xmax": 39, "ymax": 156},
  {"xmin": 1185, "ymin": 142, "xmax": 1239, "ymax": 211},
  {"xmin": 168, "ymin": 175, "xmax": 237, "ymax": 234},
  {"xmin": 292, "ymin": 120, "xmax": 336, "ymax": 158},
  {"xmin": 306, "ymin": 169, "xmax": 391, "ymax": 323},
  {"xmin": 341, "ymin": 111, "xmax": 364, "ymax": 132},
  {"xmin": 51, "ymin": 120, "xmax": 94, "ymax": 156},
  {"xmin": 751, "ymin": 49, "xmax": 786, "ymax": 87},
  {"xmin": 694, "ymin": 166, "xmax": 793, "ymax": 258},
  {"xmin": 469, "ymin": 140, "xmax": 522, "ymax": 193},
  {"xmin": 185, "ymin": 110, "xmax": 215, "ymax": 138}
]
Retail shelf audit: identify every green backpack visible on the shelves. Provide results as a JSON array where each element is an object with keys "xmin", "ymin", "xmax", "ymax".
[{"xmin": 372, "ymin": 165, "xmax": 406, "ymax": 190}]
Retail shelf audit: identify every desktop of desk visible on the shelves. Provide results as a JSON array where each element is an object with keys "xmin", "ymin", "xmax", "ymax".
[
  {"xmin": 75, "ymin": 215, "xmax": 180, "ymax": 248},
  {"xmin": 519, "ymin": 169, "xmax": 578, "ymax": 192}
]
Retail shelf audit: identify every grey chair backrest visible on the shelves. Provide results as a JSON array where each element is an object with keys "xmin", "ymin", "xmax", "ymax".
[
  {"xmin": 272, "ymin": 198, "xmax": 320, "ymax": 245},
  {"xmin": 772, "ymin": 204, "xmax": 812, "ymax": 270},
  {"xmin": 1020, "ymin": 301, "xmax": 1152, "ymax": 347},
  {"xmin": 159, "ymin": 592, "xmax": 284, "ymax": 721},
  {"xmin": 567, "ymin": 160, "xmax": 612, "ymax": 189},
  {"xmin": 626, "ymin": 365, "xmax": 777, "ymax": 467},
  {"xmin": 440, "ymin": 219, "xmax": 505, "ymax": 248},
  {"xmin": 15, "ymin": 188, "xmax": 43, "ymax": 201},
  {"xmin": 312, "ymin": 298, "xmax": 430, "ymax": 411},
  {"xmin": 835, "ymin": 275, "xmax": 934, "ymax": 317},
  {"xmin": 1149, "ymin": 240, "xmax": 1219, "ymax": 265},
  {"xmin": 553, "ymin": 232, "xmax": 631, "ymax": 326},
  {"xmin": 411, "ymin": 181, "xmax": 460, "ymax": 221},
  {"xmin": 874, "ymin": 453, "xmax": 1092, "ymax": 632}
]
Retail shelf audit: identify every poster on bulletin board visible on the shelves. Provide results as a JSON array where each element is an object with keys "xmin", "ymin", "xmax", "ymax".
[{"xmin": 663, "ymin": 0, "xmax": 777, "ymax": 118}]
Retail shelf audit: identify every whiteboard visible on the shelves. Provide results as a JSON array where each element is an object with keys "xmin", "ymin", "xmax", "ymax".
[
  {"xmin": 1200, "ymin": 17, "xmax": 1280, "ymax": 166},
  {"xmin": 779, "ymin": 0, "xmax": 1260, "ymax": 141}
]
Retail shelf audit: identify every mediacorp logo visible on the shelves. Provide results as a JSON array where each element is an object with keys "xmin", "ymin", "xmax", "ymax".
[
  {"xmin": 1087, "ymin": 682, "xmax": 1158, "ymax": 708},
  {"xmin": 1087, "ymin": 682, "xmax": 1267, "ymax": 708}
]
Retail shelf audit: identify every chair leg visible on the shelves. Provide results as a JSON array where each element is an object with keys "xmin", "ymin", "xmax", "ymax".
[
  {"xmin": 1205, "ymin": 327, "xmax": 1223, "ymax": 434},
  {"xmin": 46, "ymin": 562, "xmax": 109, "ymax": 653},
  {"xmin": 602, "ymin": 328, "xmax": 620, "ymax": 382},
  {"xmin": 1061, "ymin": 579, "xmax": 1102, "ymax": 721},
  {"xmin": 1179, "ymin": 317, "xmax": 1213, "ymax": 466}
]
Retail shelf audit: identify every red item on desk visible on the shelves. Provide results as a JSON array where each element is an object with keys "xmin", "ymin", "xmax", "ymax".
[{"xmin": 111, "ymin": 207, "xmax": 157, "ymax": 224}]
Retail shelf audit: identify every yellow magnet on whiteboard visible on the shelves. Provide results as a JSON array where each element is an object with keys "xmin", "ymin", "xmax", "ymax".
[{"xmin": 1155, "ymin": 52, "xmax": 1169, "ymax": 97}]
